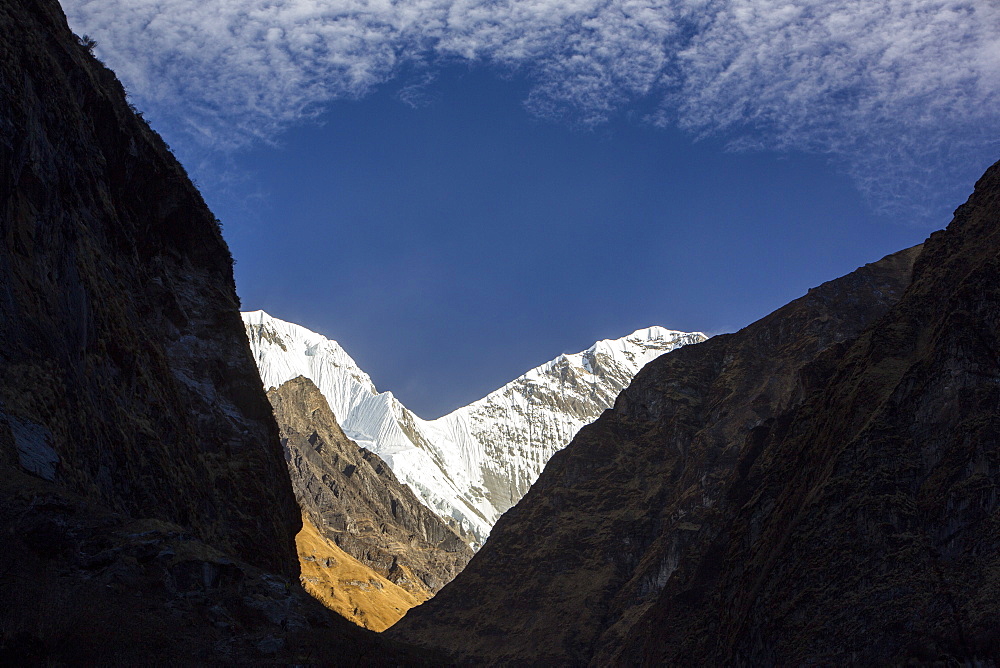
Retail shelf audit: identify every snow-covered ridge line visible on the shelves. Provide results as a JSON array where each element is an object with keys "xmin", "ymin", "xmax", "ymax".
[{"xmin": 242, "ymin": 310, "xmax": 707, "ymax": 547}]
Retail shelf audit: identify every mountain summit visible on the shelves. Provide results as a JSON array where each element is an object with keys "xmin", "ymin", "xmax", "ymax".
[{"xmin": 243, "ymin": 311, "xmax": 706, "ymax": 546}]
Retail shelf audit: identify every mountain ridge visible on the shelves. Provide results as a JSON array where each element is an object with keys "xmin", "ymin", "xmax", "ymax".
[
  {"xmin": 390, "ymin": 241, "xmax": 925, "ymax": 663},
  {"xmin": 0, "ymin": 0, "xmax": 436, "ymax": 661},
  {"xmin": 267, "ymin": 375, "xmax": 473, "ymax": 623},
  {"xmin": 395, "ymin": 159, "xmax": 1000, "ymax": 664},
  {"xmin": 607, "ymin": 160, "xmax": 1000, "ymax": 664},
  {"xmin": 244, "ymin": 310, "xmax": 706, "ymax": 546}
]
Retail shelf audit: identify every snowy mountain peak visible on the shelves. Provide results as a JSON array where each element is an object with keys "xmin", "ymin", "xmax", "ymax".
[
  {"xmin": 242, "ymin": 311, "xmax": 378, "ymax": 400},
  {"xmin": 243, "ymin": 311, "xmax": 707, "ymax": 547}
]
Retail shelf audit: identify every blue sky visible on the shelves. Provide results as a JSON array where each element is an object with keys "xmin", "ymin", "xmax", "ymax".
[{"xmin": 64, "ymin": 0, "xmax": 999, "ymax": 417}]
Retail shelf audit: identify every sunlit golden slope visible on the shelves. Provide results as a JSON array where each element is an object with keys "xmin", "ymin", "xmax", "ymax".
[{"xmin": 296, "ymin": 515, "xmax": 429, "ymax": 632}]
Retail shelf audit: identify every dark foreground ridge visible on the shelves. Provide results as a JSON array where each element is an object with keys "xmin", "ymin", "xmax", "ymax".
[
  {"xmin": 394, "ymin": 161, "xmax": 1000, "ymax": 663},
  {"xmin": 0, "ymin": 0, "xmax": 439, "ymax": 662}
]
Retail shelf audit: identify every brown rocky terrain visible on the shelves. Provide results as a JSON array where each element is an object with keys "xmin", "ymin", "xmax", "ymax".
[
  {"xmin": 0, "ymin": 0, "xmax": 440, "ymax": 662},
  {"xmin": 6, "ymin": 0, "xmax": 998, "ymax": 662},
  {"xmin": 0, "ymin": 469, "xmax": 439, "ymax": 664},
  {"xmin": 296, "ymin": 513, "xmax": 425, "ymax": 632},
  {"xmin": 0, "ymin": 0, "xmax": 297, "ymax": 575},
  {"xmin": 268, "ymin": 376, "xmax": 474, "ymax": 627},
  {"xmin": 612, "ymin": 160, "xmax": 1000, "ymax": 665},
  {"xmin": 393, "ymin": 162, "xmax": 1000, "ymax": 664},
  {"xmin": 391, "ymin": 237, "xmax": 929, "ymax": 661}
]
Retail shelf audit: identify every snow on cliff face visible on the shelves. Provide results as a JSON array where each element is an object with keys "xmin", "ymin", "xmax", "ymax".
[{"xmin": 243, "ymin": 311, "xmax": 706, "ymax": 547}]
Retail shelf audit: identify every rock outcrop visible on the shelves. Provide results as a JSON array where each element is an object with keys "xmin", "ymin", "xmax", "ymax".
[
  {"xmin": 0, "ymin": 470, "xmax": 436, "ymax": 664},
  {"xmin": 0, "ymin": 0, "xmax": 437, "ymax": 662},
  {"xmin": 268, "ymin": 376, "xmax": 473, "ymax": 628},
  {"xmin": 391, "ymin": 238, "xmax": 927, "ymax": 662}
]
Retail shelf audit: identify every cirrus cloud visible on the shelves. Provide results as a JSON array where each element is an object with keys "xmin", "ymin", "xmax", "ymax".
[{"xmin": 63, "ymin": 0, "xmax": 1000, "ymax": 222}]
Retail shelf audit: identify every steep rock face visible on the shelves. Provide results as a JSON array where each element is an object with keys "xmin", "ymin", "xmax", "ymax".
[
  {"xmin": 245, "ymin": 310, "xmax": 705, "ymax": 546},
  {"xmin": 0, "ymin": 1, "xmax": 438, "ymax": 662},
  {"xmin": 0, "ymin": 0, "xmax": 297, "ymax": 575},
  {"xmin": 391, "ymin": 242, "xmax": 923, "ymax": 663},
  {"xmin": 268, "ymin": 377, "xmax": 473, "ymax": 610},
  {"xmin": 612, "ymin": 160, "xmax": 1000, "ymax": 664}
]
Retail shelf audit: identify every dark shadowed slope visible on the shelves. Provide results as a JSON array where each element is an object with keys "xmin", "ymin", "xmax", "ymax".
[
  {"xmin": 269, "ymin": 376, "xmax": 473, "ymax": 629},
  {"xmin": 614, "ymin": 159, "xmax": 1000, "ymax": 665},
  {"xmin": 0, "ymin": 0, "xmax": 297, "ymax": 573},
  {"xmin": 392, "ymin": 231, "xmax": 922, "ymax": 663},
  {"xmin": 0, "ymin": 0, "xmax": 440, "ymax": 662},
  {"xmin": 395, "ymin": 162, "xmax": 1000, "ymax": 665}
]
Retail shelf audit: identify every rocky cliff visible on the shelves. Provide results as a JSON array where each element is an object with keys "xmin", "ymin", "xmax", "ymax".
[
  {"xmin": 268, "ymin": 377, "xmax": 473, "ymax": 628},
  {"xmin": 0, "ymin": 0, "xmax": 298, "ymax": 574},
  {"xmin": 610, "ymin": 160, "xmax": 1000, "ymax": 665},
  {"xmin": 391, "ymin": 238, "xmax": 926, "ymax": 662},
  {"xmin": 0, "ymin": 0, "xmax": 436, "ymax": 662}
]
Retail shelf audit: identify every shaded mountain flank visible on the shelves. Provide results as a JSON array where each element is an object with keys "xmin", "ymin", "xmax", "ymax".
[
  {"xmin": 0, "ymin": 0, "xmax": 437, "ymax": 662},
  {"xmin": 388, "ymin": 242, "xmax": 903, "ymax": 659},
  {"xmin": 268, "ymin": 376, "xmax": 474, "ymax": 630},
  {"xmin": 393, "ymin": 162, "xmax": 1000, "ymax": 664}
]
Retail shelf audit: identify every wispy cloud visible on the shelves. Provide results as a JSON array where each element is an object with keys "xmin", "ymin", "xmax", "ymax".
[{"xmin": 64, "ymin": 0, "xmax": 1000, "ymax": 221}]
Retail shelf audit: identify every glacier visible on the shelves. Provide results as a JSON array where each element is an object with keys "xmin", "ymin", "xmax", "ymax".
[{"xmin": 243, "ymin": 310, "xmax": 706, "ymax": 547}]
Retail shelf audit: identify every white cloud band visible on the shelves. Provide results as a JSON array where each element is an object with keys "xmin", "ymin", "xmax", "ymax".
[{"xmin": 63, "ymin": 0, "xmax": 1000, "ymax": 220}]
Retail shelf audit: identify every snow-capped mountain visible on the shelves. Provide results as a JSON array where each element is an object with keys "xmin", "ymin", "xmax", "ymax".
[{"xmin": 243, "ymin": 311, "xmax": 706, "ymax": 547}]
